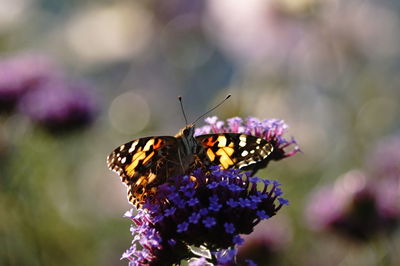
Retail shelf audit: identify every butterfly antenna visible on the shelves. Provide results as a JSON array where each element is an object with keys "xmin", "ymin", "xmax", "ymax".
[
  {"xmin": 178, "ymin": 96, "xmax": 189, "ymax": 125},
  {"xmin": 192, "ymin": 94, "xmax": 231, "ymax": 124}
]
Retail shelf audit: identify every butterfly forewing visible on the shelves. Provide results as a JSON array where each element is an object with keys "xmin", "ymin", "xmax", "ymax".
[
  {"xmin": 108, "ymin": 136, "xmax": 187, "ymax": 206},
  {"xmin": 196, "ymin": 133, "xmax": 273, "ymax": 173}
]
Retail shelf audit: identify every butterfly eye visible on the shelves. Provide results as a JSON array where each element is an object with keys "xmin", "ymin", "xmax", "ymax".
[{"xmin": 183, "ymin": 127, "xmax": 194, "ymax": 137}]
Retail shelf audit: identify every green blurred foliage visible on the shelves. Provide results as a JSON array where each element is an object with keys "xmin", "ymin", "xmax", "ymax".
[{"xmin": 0, "ymin": 0, "xmax": 399, "ymax": 265}]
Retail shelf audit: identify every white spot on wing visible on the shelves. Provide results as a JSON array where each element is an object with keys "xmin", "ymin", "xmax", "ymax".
[
  {"xmin": 129, "ymin": 141, "xmax": 138, "ymax": 153},
  {"xmin": 239, "ymin": 134, "xmax": 247, "ymax": 147},
  {"xmin": 121, "ymin": 157, "xmax": 126, "ymax": 164},
  {"xmin": 241, "ymin": 150, "xmax": 249, "ymax": 157},
  {"xmin": 143, "ymin": 139, "xmax": 155, "ymax": 151}
]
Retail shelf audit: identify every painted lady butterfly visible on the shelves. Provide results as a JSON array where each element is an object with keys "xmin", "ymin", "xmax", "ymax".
[
  {"xmin": 107, "ymin": 124, "xmax": 273, "ymax": 206},
  {"xmin": 107, "ymin": 96, "xmax": 274, "ymax": 206}
]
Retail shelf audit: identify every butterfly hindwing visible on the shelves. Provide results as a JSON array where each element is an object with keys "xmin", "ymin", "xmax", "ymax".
[{"xmin": 196, "ymin": 133, "xmax": 273, "ymax": 173}]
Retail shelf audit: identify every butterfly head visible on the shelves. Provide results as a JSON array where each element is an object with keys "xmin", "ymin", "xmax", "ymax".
[
  {"xmin": 176, "ymin": 124, "xmax": 195, "ymax": 138},
  {"xmin": 176, "ymin": 124, "xmax": 197, "ymax": 155}
]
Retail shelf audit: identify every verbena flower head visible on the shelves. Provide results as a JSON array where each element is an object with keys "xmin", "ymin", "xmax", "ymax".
[
  {"xmin": 123, "ymin": 167, "xmax": 288, "ymax": 265},
  {"xmin": 19, "ymin": 79, "xmax": 97, "ymax": 133},
  {"xmin": 195, "ymin": 116, "xmax": 300, "ymax": 163},
  {"xmin": 0, "ymin": 55, "xmax": 60, "ymax": 112},
  {"xmin": 306, "ymin": 170, "xmax": 400, "ymax": 241}
]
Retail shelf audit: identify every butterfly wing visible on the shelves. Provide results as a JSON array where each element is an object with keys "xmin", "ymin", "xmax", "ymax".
[
  {"xmin": 196, "ymin": 133, "xmax": 273, "ymax": 174},
  {"xmin": 107, "ymin": 136, "xmax": 180, "ymax": 205}
]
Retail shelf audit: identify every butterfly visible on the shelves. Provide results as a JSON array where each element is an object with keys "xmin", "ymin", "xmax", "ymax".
[
  {"xmin": 107, "ymin": 124, "xmax": 274, "ymax": 206},
  {"xmin": 107, "ymin": 95, "xmax": 274, "ymax": 206}
]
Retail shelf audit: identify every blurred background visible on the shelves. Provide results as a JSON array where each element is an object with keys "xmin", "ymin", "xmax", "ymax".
[{"xmin": 0, "ymin": 0, "xmax": 399, "ymax": 265}]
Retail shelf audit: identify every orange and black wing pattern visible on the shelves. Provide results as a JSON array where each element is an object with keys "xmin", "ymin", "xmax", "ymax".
[
  {"xmin": 196, "ymin": 133, "xmax": 273, "ymax": 174},
  {"xmin": 107, "ymin": 136, "xmax": 179, "ymax": 205}
]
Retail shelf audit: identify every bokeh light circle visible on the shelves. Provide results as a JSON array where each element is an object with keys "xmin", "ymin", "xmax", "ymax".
[{"xmin": 108, "ymin": 91, "xmax": 150, "ymax": 135}]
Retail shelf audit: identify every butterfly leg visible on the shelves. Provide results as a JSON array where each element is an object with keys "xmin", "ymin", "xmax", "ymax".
[{"xmin": 176, "ymin": 149, "xmax": 186, "ymax": 173}]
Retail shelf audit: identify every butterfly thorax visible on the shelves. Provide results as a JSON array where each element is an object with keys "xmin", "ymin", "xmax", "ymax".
[{"xmin": 175, "ymin": 124, "xmax": 198, "ymax": 156}]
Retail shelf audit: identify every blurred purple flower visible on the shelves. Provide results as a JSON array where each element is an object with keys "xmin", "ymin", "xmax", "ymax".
[
  {"xmin": 370, "ymin": 170, "xmax": 400, "ymax": 226},
  {"xmin": 123, "ymin": 167, "xmax": 288, "ymax": 265},
  {"xmin": 19, "ymin": 80, "xmax": 97, "ymax": 133},
  {"xmin": 306, "ymin": 170, "xmax": 400, "ymax": 241},
  {"xmin": 195, "ymin": 116, "xmax": 300, "ymax": 167},
  {"xmin": 0, "ymin": 55, "xmax": 60, "ymax": 112}
]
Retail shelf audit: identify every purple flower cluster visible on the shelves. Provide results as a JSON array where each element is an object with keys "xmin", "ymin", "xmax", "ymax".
[
  {"xmin": 0, "ymin": 54, "xmax": 97, "ymax": 133},
  {"xmin": 0, "ymin": 55, "xmax": 59, "ymax": 112},
  {"xmin": 19, "ymin": 80, "xmax": 97, "ymax": 133},
  {"xmin": 306, "ymin": 169, "xmax": 400, "ymax": 241},
  {"xmin": 122, "ymin": 209, "xmax": 191, "ymax": 266},
  {"xmin": 306, "ymin": 136, "xmax": 400, "ymax": 241},
  {"xmin": 119, "ymin": 116, "xmax": 299, "ymax": 265},
  {"xmin": 123, "ymin": 167, "xmax": 288, "ymax": 265},
  {"xmin": 195, "ymin": 116, "xmax": 300, "ymax": 163}
]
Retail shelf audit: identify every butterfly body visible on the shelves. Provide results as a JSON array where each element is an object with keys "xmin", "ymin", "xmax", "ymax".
[{"xmin": 107, "ymin": 124, "xmax": 273, "ymax": 206}]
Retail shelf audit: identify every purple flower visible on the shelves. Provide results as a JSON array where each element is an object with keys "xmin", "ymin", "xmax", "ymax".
[
  {"xmin": 202, "ymin": 216, "xmax": 217, "ymax": 228},
  {"xmin": 214, "ymin": 248, "xmax": 238, "ymax": 265},
  {"xmin": 195, "ymin": 116, "xmax": 300, "ymax": 168},
  {"xmin": 256, "ymin": 210, "xmax": 268, "ymax": 219},
  {"xmin": 19, "ymin": 79, "xmax": 97, "ymax": 133},
  {"xmin": 232, "ymin": 235, "xmax": 244, "ymax": 245},
  {"xmin": 118, "ymin": 115, "xmax": 298, "ymax": 264},
  {"xmin": 224, "ymin": 223, "xmax": 235, "ymax": 234},
  {"xmin": 227, "ymin": 198, "xmax": 239, "ymax": 208},
  {"xmin": 188, "ymin": 212, "xmax": 201, "ymax": 224},
  {"xmin": 306, "ymin": 170, "xmax": 400, "ymax": 241},
  {"xmin": 0, "ymin": 55, "xmax": 60, "ymax": 112},
  {"xmin": 188, "ymin": 197, "xmax": 199, "ymax": 206},
  {"xmin": 374, "ymin": 178, "xmax": 400, "ymax": 221},
  {"xmin": 177, "ymin": 222, "xmax": 189, "ymax": 232},
  {"xmin": 164, "ymin": 207, "xmax": 176, "ymax": 216},
  {"xmin": 123, "ymin": 209, "xmax": 192, "ymax": 266},
  {"xmin": 123, "ymin": 167, "xmax": 288, "ymax": 265}
]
